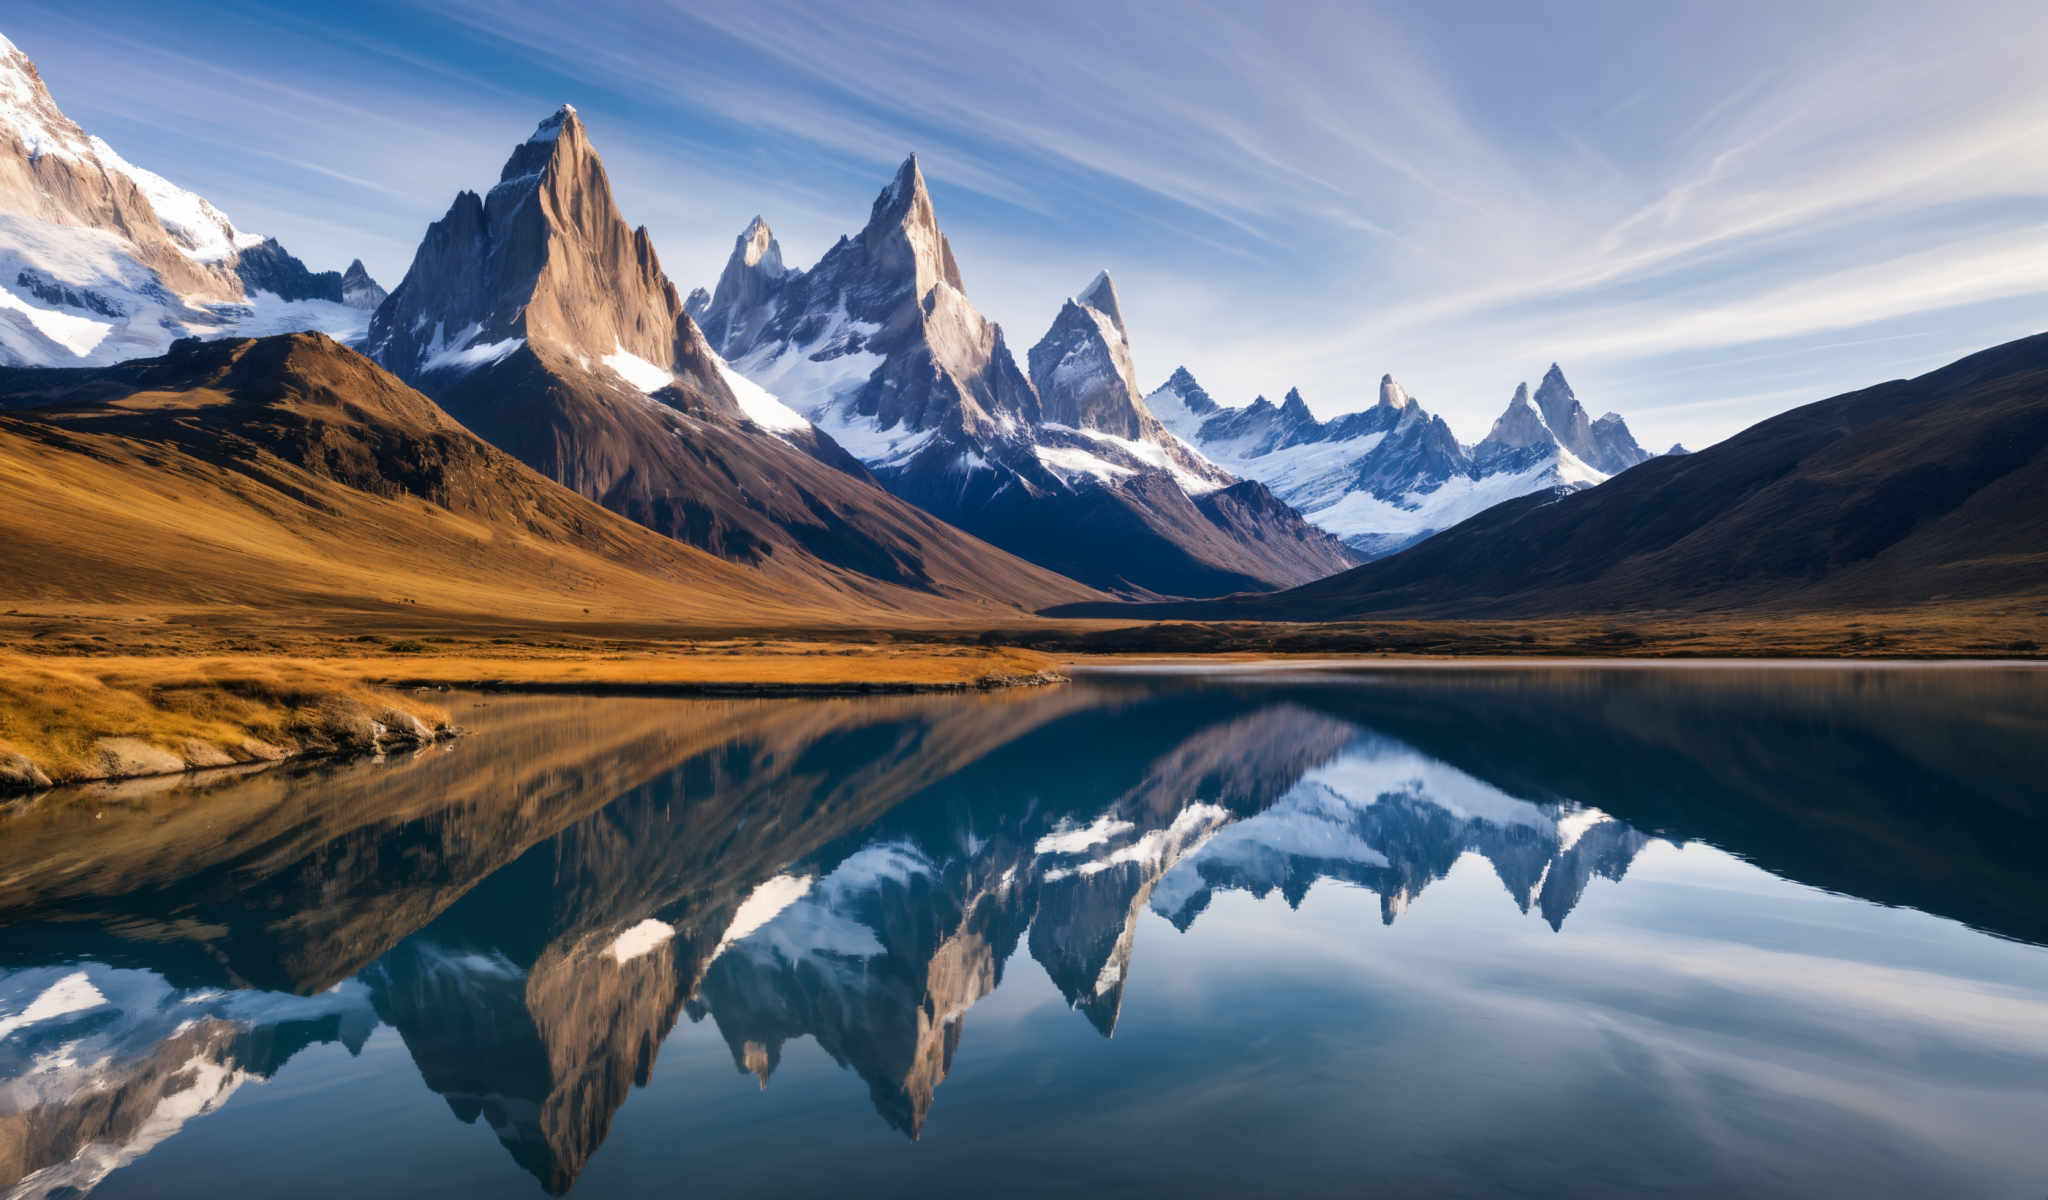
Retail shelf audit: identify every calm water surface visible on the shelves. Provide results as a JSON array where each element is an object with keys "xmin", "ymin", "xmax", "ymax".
[{"xmin": 1, "ymin": 663, "xmax": 2044, "ymax": 1198}]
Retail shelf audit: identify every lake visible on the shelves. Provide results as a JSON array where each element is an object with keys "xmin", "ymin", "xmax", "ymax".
[{"xmin": 1, "ymin": 662, "xmax": 2044, "ymax": 1198}]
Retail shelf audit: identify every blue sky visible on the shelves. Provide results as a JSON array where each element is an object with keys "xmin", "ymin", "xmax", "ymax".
[{"xmin": 12, "ymin": 0, "xmax": 2048, "ymax": 450}]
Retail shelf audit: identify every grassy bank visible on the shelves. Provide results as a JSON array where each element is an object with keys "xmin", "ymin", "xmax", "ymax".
[
  {"xmin": 0, "ymin": 639, "xmax": 1064, "ymax": 792},
  {"xmin": 2, "ymin": 596, "xmax": 2036, "ymax": 793}
]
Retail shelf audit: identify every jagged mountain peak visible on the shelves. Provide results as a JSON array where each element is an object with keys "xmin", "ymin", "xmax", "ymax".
[
  {"xmin": 338, "ymin": 259, "xmax": 387, "ymax": 309},
  {"xmin": 368, "ymin": 104, "xmax": 711, "ymax": 390},
  {"xmin": 1280, "ymin": 388, "xmax": 1315, "ymax": 423},
  {"xmin": 1532, "ymin": 364, "xmax": 1592, "ymax": 445},
  {"xmin": 851, "ymin": 152, "xmax": 965, "ymax": 299},
  {"xmin": 1378, "ymin": 375, "xmax": 1413, "ymax": 409},
  {"xmin": 532, "ymin": 103, "xmax": 578, "ymax": 140},
  {"xmin": 1076, "ymin": 269, "xmax": 1126, "ymax": 341},
  {"xmin": 699, "ymin": 213, "xmax": 796, "ymax": 355},
  {"xmin": 494, "ymin": 104, "xmax": 592, "ymax": 195},
  {"xmin": 1473, "ymin": 381, "xmax": 1561, "ymax": 468},
  {"xmin": 1153, "ymin": 366, "xmax": 1218, "ymax": 415},
  {"xmin": 736, "ymin": 215, "xmax": 783, "ymax": 271},
  {"xmin": 1526, "ymin": 363, "xmax": 1653, "ymax": 475},
  {"xmin": 1030, "ymin": 273, "xmax": 1169, "ymax": 443},
  {"xmin": 867, "ymin": 154, "xmax": 933, "ymax": 233}
]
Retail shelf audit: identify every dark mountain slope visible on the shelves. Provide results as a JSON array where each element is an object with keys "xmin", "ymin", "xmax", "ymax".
[
  {"xmin": 0, "ymin": 333, "xmax": 1023, "ymax": 624},
  {"xmin": 1059, "ymin": 332, "xmax": 2048, "ymax": 619}
]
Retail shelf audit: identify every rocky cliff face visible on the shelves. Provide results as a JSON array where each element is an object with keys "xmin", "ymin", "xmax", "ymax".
[
  {"xmin": 0, "ymin": 33, "xmax": 375, "ymax": 366},
  {"xmin": 1473, "ymin": 382, "xmax": 1565, "ymax": 472},
  {"xmin": 1533, "ymin": 363, "xmax": 1651, "ymax": 474},
  {"xmin": 367, "ymin": 106, "xmax": 711, "ymax": 390},
  {"xmin": 701, "ymin": 171, "xmax": 1356, "ymax": 597},
  {"xmin": 695, "ymin": 216, "xmax": 796, "ymax": 357},
  {"xmin": 362, "ymin": 110, "xmax": 1095, "ymax": 610}
]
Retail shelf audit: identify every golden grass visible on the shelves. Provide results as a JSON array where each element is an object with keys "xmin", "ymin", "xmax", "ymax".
[
  {"xmin": 0, "ymin": 640, "xmax": 1058, "ymax": 788},
  {"xmin": 0, "ymin": 652, "xmax": 451, "ymax": 784}
]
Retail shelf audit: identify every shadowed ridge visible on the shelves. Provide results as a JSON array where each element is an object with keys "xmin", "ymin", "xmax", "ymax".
[{"xmin": 1050, "ymin": 329, "xmax": 2048, "ymax": 620}]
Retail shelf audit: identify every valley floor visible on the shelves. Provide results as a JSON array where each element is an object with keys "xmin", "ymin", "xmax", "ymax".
[{"xmin": 1, "ymin": 598, "xmax": 2038, "ymax": 794}]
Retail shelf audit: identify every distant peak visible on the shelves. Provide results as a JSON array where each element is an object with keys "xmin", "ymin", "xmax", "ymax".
[
  {"xmin": 858, "ymin": 153, "xmax": 963, "ymax": 290},
  {"xmin": 496, "ymin": 105, "xmax": 591, "ymax": 190},
  {"xmin": 1076, "ymin": 270, "xmax": 1125, "ymax": 339},
  {"xmin": 530, "ymin": 105, "xmax": 581, "ymax": 143},
  {"xmin": 1535, "ymin": 363, "xmax": 1575, "ymax": 403},
  {"xmin": 871, "ymin": 154, "xmax": 927, "ymax": 216},
  {"xmin": 1281, "ymin": 388, "xmax": 1314, "ymax": 420},
  {"xmin": 1166, "ymin": 365, "xmax": 1199, "ymax": 388},
  {"xmin": 732, "ymin": 215, "xmax": 783, "ymax": 272},
  {"xmin": 1378, "ymin": 375, "xmax": 1412, "ymax": 409},
  {"xmin": 1510, "ymin": 382, "xmax": 1532, "ymax": 407}
]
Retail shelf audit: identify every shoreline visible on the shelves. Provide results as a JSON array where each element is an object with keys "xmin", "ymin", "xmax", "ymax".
[
  {"xmin": 5, "ymin": 621, "xmax": 2040, "ymax": 798},
  {"xmin": 0, "ymin": 648, "xmax": 1070, "ymax": 797},
  {"xmin": 1069, "ymin": 654, "xmax": 2048, "ymax": 673},
  {"xmin": 417, "ymin": 670, "xmax": 1069, "ymax": 699}
]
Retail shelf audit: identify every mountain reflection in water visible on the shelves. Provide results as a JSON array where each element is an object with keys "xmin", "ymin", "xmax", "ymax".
[{"xmin": 0, "ymin": 666, "xmax": 2044, "ymax": 1199}]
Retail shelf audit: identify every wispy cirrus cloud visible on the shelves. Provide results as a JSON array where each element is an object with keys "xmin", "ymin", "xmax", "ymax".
[{"xmin": 9, "ymin": 0, "xmax": 2048, "ymax": 451}]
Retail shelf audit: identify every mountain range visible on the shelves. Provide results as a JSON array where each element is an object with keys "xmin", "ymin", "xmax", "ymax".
[
  {"xmin": 1077, "ymin": 330, "xmax": 2048, "ymax": 621},
  {"xmin": 2, "ymin": 25, "xmax": 2044, "ymax": 629},
  {"xmin": 356, "ymin": 105, "xmax": 1092, "ymax": 610},
  {"xmin": 1148, "ymin": 362, "xmax": 1659, "ymax": 559},
  {"xmin": 692, "ymin": 161, "xmax": 1359, "ymax": 596}
]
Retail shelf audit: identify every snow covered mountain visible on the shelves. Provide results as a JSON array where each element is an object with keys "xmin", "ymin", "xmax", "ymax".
[
  {"xmin": 699, "ymin": 158, "xmax": 1357, "ymax": 597},
  {"xmin": 1151, "ymin": 363, "xmax": 1657, "ymax": 560},
  {"xmin": 363, "ymin": 107, "xmax": 1092, "ymax": 612},
  {"xmin": 0, "ymin": 31, "xmax": 382, "ymax": 367}
]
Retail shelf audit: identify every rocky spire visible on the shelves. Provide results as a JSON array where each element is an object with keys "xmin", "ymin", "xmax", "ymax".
[
  {"xmin": 1377, "ymin": 374, "xmax": 1412, "ymax": 410},
  {"xmin": 735, "ymin": 216, "xmax": 782, "ymax": 271},
  {"xmin": 1279, "ymin": 387, "xmax": 1317, "ymax": 428},
  {"xmin": 858, "ymin": 153, "xmax": 965, "ymax": 296},
  {"xmin": 1076, "ymin": 270, "xmax": 1126, "ymax": 342},
  {"xmin": 1473, "ymin": 382, "xmax": 1561, "ymax": 469},
  {"xmin": 1532, "ymin": 363, "xmax": 1596, "ymax": 463},
  {"xmin": 1029, "ymin": 273, "xmax": 1152, "ymax": 438},
  {"xmin": 367, "ymin": 104, "xmax": 716, "ymax": 395},
  {"xmin": 339, "ymin": 259, "xmax": 387, "ymax": 309},
  {"xmin": 1157, "ymin": 366, "xmax": 1218, "ymax": 415},
  {"xmin": 1530, "ymin": 363, "xmax": 1654, "ymax": 474},
  {"xmin": 699, "ymin": 215, "xmax": 796, "ymax": 356}
]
